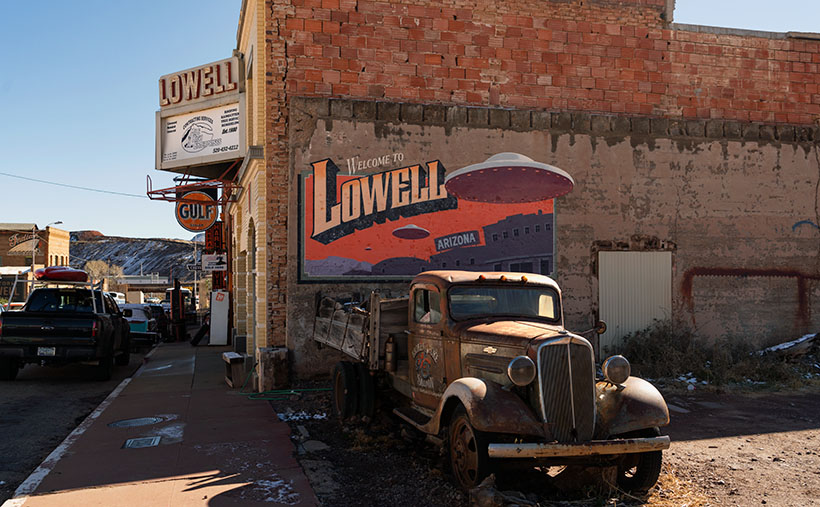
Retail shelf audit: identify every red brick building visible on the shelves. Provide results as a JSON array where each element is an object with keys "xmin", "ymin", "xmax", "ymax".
[{"xmin": 223, "ymin": 0, "xmax": 820, "ymax": 377}]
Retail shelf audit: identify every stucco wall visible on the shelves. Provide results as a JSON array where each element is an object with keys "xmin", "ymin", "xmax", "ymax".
[{"xmin": 286, "ymin": 97, "xmax": 819, "ymax": 376}]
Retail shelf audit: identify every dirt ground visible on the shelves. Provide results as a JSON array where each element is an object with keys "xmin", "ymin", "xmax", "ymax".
[
  {"xmin": 269, "ymin": 380, "xmax": 820, "ymax": 506},
  {"xmin": 663, "ymin": 386, "xmax": 820, "ymax": 507}
]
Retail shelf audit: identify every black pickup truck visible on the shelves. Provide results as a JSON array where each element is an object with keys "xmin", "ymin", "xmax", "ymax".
[{"xmin": 0, "ymin": 288, "xmax": 130, "ymax": 380}]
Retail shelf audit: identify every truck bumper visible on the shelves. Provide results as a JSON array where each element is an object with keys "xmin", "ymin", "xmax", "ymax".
[
  {"xmin": 487, "ymin": 435, "xmax": 670, "ymax": 459},
  {"xmin": 129, "ymin": 332, "xmax": 159, "ymax": 347},
  {"xmin": 0, "ymin": 346, "xmax": 98, "ymax": 362}
]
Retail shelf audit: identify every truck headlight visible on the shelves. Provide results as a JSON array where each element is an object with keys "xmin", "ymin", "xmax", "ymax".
[
  {"xmin": 507, "ymin": 356, "xmax": 536, "ymax": 386},
  {"xmin": 603, "ymin": 355, "xmax": 630, "ymax": 385}
]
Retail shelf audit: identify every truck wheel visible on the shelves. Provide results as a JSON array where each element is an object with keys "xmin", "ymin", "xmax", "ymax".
[
  {"xmin": 331, "ymin": 361, "xmax": 358, "ymax": 420},
  {"xmin": 616, "ymin": 428, "xmax": 663, "ymax": 494},
  {"xmin": 0, "ymin": 358, "xmax": 19, "ymax": 381},
  {"xmin": 448, "ymin": 405, "xmax": 490, "ymax": 490},
  {"xmin": 93, "ymin": 355, "xmax": 114, "ymax": 381},
  {"xmin": 115, "ymin": 336, "xmax": 131, "ymax": 366},
  {"xmin": 355, "ymin": 363, "xmax": 375, "ymax": 418}
]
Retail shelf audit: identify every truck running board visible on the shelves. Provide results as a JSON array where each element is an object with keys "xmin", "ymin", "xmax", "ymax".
[{"xmin": 393, "ymin": 406, "xmax": 432, "ymax": 431}]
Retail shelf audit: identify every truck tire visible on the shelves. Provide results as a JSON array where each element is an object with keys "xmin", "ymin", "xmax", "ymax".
[
  {"xmin": 0, "ymin": 358, "xmax": 19, "ymax": 381},
  {"xmin": 93, "ymin": 355, "xmax": 114, "ymax": 381},
  {"xmin": 448, "ymin": 405, "xmax": 491, "ymax": 490},
  {"xmin": 115, "ymin": 335, "xmax": 131, "ymax": 366},
  {"xmin": 615, "ymin": 428, "xmax": 663, "ymax": 494},
  {"xmin": 332, "ymin": 361, "xmax": 358, "ymax": 420},
  {"xmin": 355, "ymin": 362, "xmax": 375, "ymax": 418}
]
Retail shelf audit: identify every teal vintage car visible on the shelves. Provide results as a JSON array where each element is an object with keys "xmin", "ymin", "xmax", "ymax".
[{"xmin": 121, "ymin": 304, "xmax": 159, "ymax": 348}]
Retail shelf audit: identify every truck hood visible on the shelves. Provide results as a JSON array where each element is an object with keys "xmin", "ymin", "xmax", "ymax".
[{"xmin": 455, "ymin": 320, "xmax": 565, "ymax": 350}]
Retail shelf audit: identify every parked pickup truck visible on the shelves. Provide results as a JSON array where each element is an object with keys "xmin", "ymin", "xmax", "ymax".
[
  {"xmin": 314, "ymin": 270, "xmax": 670, "ymax": 492},
  {"xmin": 0, "ymin": 285, "xmax": 130, "ymax": 381}
]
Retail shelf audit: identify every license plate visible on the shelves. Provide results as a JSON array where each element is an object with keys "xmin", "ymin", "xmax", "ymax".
[{"xmin": 37, "ymin": 347, "xmax": 56, "ymax": 357}]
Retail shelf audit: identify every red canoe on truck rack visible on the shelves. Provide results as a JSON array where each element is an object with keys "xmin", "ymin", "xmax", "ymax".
[{"xmin": 34, "ymin": 266, "xmax": 89, "ymax": 282}]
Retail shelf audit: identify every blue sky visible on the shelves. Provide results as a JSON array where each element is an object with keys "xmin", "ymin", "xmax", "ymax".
[
  {"xmin": 0, "ymin": 1, "xmax": 241, "ymax": 240},
  {"xmin": 0, "ymin": 1, "xmax": 816, "ymax": 240}
]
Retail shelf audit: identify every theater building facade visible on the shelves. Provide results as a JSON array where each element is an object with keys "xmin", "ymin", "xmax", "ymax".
[{"xmin": 224, "ymin": 0, "xmax": 820, "ymax": 379}]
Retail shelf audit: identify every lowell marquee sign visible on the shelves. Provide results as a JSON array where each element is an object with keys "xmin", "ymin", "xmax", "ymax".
[{"xmin": 155, "ymin": 55, "xmax": 246, "ymax": 173}]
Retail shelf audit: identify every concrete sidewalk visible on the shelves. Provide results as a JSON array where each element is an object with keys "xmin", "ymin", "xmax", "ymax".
[{"xmin": 3, "ymin": 343, "xmax": 317, "ymax": 507}]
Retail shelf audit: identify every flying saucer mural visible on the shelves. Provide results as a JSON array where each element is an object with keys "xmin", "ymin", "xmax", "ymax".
[
  {"xmin": 445, "ymin": 153, "xmax": 575, "ymax": 203},
  {"xmin": 300, "ymin": 153, "xmax": 568, "ymax": 281},
  {"xmin": 393, "ymin": 224, "xmax": 430, "ymax": 240}
]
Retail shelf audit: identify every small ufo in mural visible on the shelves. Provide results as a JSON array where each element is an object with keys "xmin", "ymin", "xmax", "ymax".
[
  {"xmin": 365, "ymin": 246, "xmax": 373, "ymax": 251},
  {"xmin": 444, "ymin": 152, "xmax": 575, "ymax": 203},
  {"xmin": 392, "ymin": 224, "xmax": 430, "ymax": 240}
]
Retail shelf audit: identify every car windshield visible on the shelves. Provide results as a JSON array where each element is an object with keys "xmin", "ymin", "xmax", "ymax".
[{"xmin": 448, "ymin": 285, "xmax": 559, "ymax": 321}]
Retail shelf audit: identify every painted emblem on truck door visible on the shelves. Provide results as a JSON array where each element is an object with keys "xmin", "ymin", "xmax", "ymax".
[{"xmin": 411, "ymin": 342, "xmax": 440, "ymax": 390}]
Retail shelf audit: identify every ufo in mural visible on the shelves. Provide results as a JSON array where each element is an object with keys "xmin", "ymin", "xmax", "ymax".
[
  {"xmin": 444, "ymin": 152, "xmax": 574, "ymax": 203},
  {"xmin": 392, "ymin": 224, "xmax": 430, "ymax": 240}
]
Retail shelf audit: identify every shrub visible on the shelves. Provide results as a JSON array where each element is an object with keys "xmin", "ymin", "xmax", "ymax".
[{"xmin": 620, "ymin": 320, "xmax": 813, "ymax": 387}]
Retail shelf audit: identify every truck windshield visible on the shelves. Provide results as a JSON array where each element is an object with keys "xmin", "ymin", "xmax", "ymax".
[{"xmin": 448, "ymin": 285, "xmax": 559, "ymax": 321}]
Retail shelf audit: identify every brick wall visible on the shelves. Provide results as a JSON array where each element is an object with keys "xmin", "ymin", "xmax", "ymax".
[
  {"xmin": 263, "ymin": 0, "xmax": 820, "ymax": 352},
  {"xmin": 266, "ymin": 1, "xmax": 295, "ymax": 347},
  {"xmin": 273, "ymin": 0, "xmax": 820, "ymax": 124}
]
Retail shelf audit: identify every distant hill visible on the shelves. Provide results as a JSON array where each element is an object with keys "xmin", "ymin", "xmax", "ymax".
[{"xmin": 70, "ymin": 232, "xmax": 200, "ymax": 282}]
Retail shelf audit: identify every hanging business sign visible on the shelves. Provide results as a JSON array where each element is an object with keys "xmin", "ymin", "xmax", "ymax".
[
  {"xmin": 158, "ymin": 57, "xmax": 240, "ymax": 109},
  {"xmin": 175, "ymin": 191, "xmax": 218, "ymax": 232},
  {"xmin": 155, "ymin": 55, "xmax": 246, "ymax": 173},
  {"xmin": 204, "ymin": 221, "xmax": 224, "ymax": 252},
  {"xmin": 201, "ymin": 253, "xmax": 228, "ymax": 272},
  {"xmin": 158, "ymin": 103, "xmax": 243, "ymax": 168}
]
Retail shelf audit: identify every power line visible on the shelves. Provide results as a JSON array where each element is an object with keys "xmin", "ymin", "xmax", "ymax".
[{"xmin": 0, "ymin": 171, "xmax": 148, "ymax": 199}]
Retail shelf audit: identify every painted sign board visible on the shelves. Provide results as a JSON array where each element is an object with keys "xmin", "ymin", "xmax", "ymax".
[
  {"xmin": 155, "ymin": 55, "xmax": 246, "ymax": 173},
  {"xmin": 7, "ymin": 237, "xmax": 41, "ymax": 255},
  {"xmin": 204, "ymin": 221, "xmax": 224, "ymax": 253},
  {"xmin": 158, "ymin": 102, "xmax": 243, "ymax": 169},
  {"xmin": 202, "ymin": 253, "xmax": 228, "ymax": 272},
  {"xmin": 158, "ymin": 56, "xmax": 241, "ymax": 109},
  {"xmin": 299, "ymin": 156, "xmax": 556, "ymax": 281},
  {"xmin": 175, "ymin": 191, "xmax": 218, "ymax": 233},
  {"xmin": 0, "ymin": 275, "xmax": 26, "ymax": 302}
]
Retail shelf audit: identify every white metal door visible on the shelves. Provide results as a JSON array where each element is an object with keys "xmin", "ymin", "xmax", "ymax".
[{"xmin": 598, "ymin": 251, "xmax": 671, "ymax": 354}]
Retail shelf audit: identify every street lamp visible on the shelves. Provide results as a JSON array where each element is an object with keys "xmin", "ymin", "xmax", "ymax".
[{"xmin": 32, "ymin": 221, "xmax": 63, "ymax": 274}]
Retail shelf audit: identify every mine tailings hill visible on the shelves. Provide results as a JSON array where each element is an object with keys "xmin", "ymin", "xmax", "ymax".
[{"xmin": 69, "ymin": 231, "xmax": 202, "ymax": 282}]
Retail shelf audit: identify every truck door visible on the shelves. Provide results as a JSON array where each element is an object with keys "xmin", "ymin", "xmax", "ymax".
[{"xmin": 408, "ymin": 284, "xmax": 446, "ymax": 410}]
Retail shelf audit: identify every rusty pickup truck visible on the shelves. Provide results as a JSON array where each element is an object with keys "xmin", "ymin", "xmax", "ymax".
[{"xmin": 314, "ymin": 270, "xmax": 670, "ymax": 492}]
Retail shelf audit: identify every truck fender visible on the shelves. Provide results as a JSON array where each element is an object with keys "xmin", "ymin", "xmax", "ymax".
[
  {"xmin": 422, "ymin": 377, "xmax": 545, "ymax": 438},
  {"xmin": 595, "ymin": 376, "xmax": 670, "ymax": 438}
]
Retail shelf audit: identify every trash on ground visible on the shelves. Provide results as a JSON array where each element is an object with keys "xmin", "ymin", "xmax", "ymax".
[
  {"xmin": 277, "ymin": 410, "xmax": 328, "ymax": 422},
  {"xmin": 757, "ymin": 333, "xmax": 818, "ymax": 357}
]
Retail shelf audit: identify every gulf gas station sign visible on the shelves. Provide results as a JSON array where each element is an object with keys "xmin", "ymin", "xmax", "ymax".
[{"xmin": 175, "ymin": 191, "xmax": 218, "ymax": 232}]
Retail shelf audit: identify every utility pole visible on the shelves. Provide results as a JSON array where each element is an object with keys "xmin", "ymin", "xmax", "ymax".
[{"xmin": 30, "ymin": 225, "xmax": 36, "ymax": 276}]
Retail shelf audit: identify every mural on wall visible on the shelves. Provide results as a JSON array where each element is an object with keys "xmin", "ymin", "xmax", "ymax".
[{"xmin": 299, "ymin": 152, "xmax": 567, "ymax": 281}]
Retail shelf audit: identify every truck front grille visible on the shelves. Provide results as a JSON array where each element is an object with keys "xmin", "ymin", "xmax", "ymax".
[{"xmin": 537, "ymin": 336, "xmax": 596, "ymax": 443}]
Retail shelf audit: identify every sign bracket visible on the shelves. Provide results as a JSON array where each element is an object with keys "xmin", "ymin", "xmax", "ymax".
[{"xmin": 145, "ymin": 161, "xmax": 241, "ymax": 206}]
